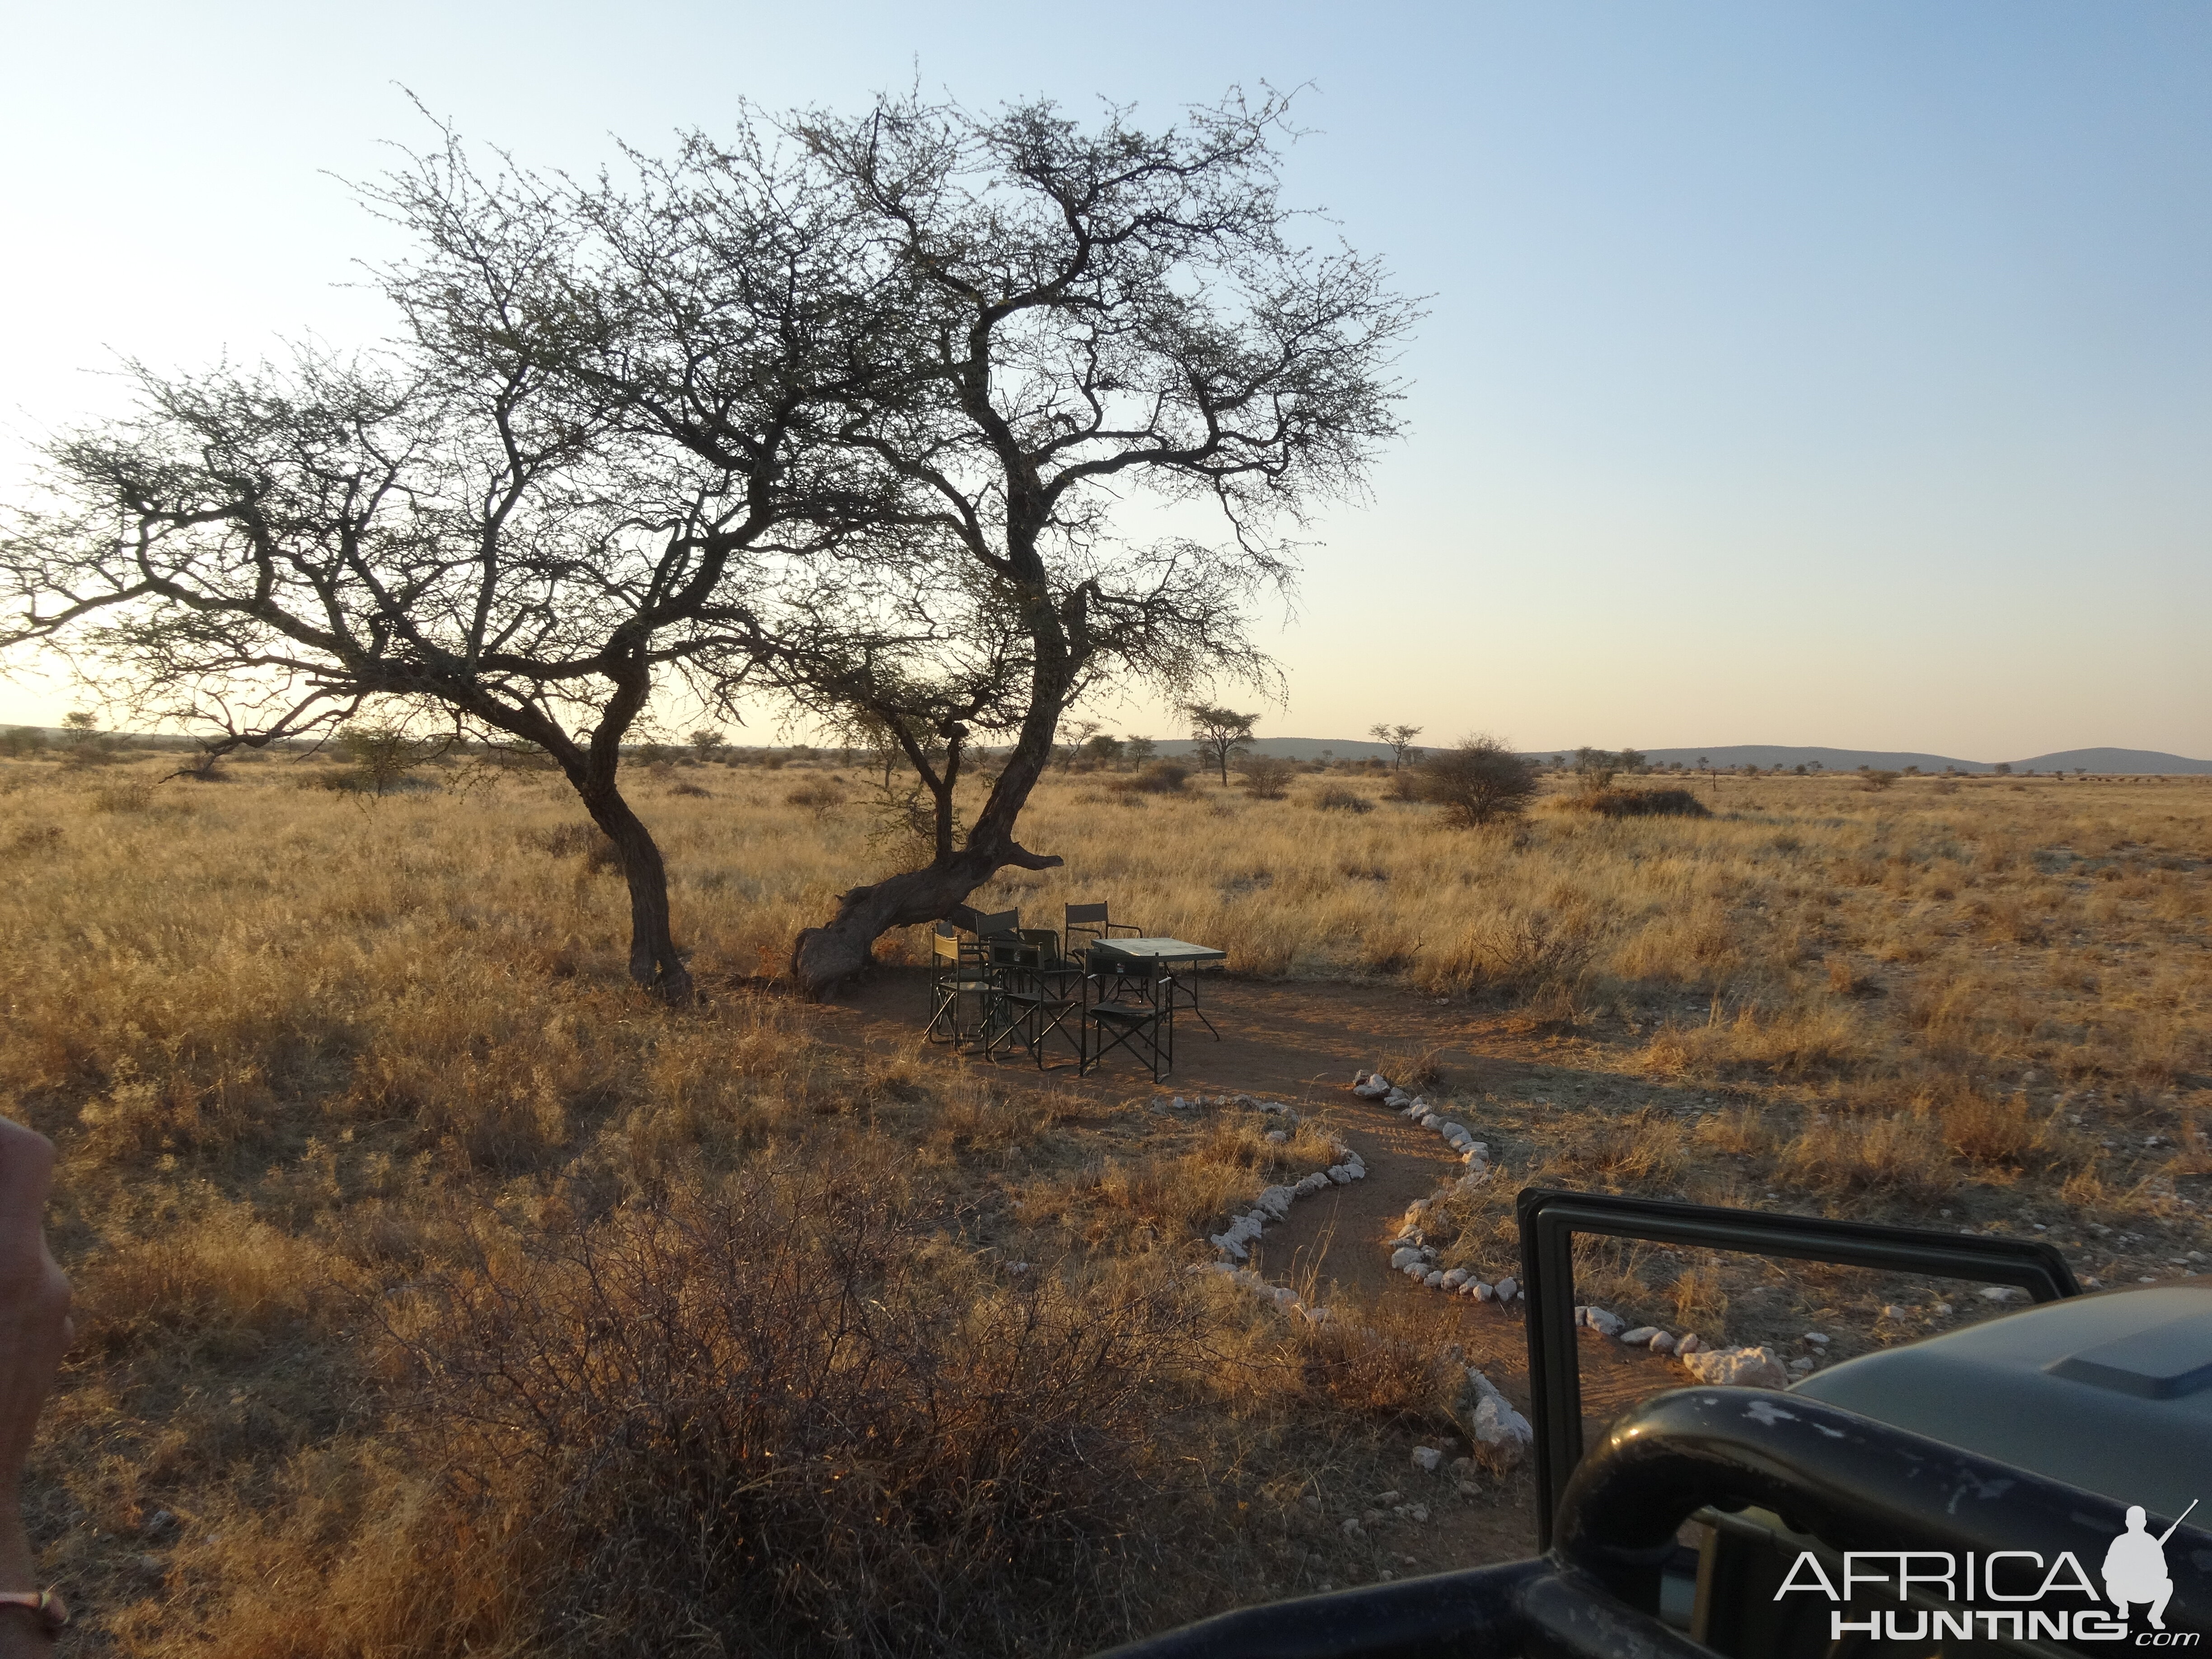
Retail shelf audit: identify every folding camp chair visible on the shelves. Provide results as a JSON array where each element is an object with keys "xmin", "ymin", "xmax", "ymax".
[
  {"xmin": 1080, "ymin": 951, "xmax": 1175, "ymax": 1082},
  {"xmin": 924, "ymin": 924, "xmax": 994, "ymax": 1046},
  {"xmin": 1064, "ymin": 901, "xmax": 1142, "ymax": 955},
  {"xmin": 981, "ymin": 931, "xmax": 1085, "ymax": 1069}
]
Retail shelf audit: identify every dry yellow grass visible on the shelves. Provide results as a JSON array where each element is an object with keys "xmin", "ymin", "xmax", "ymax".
[{"xmin": 2, "ymin": 750, "xmax": 2208, "ymax": 1648}]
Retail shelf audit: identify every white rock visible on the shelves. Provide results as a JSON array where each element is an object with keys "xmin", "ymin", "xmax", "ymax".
[
  {"xmin": 1256, "ymin": 1186, "xmax": 1297, "ymax": 1221},
  {"xmin": 1327, "ymin": 1165, "xmax": 1353, "ymax": 1185},
  {"xmin": 1804, "ymin": 1332, "xmax": 1829, "ymax": 1346},
  {"xmin": 1411, "ymin": 1446, "xmax": 1443, "ymax": 1473},
  {"xmin": 1353, "ymin": 1074, "xmax": 1393, "ymax": 1100},
  {"xmin": 1648, "ymin": 1332, "xmax": 1677, "ymax": 1354},
  {"xmin": 1495, "ymin": 1275, "xmax": 1518, "ymax": 1303},
  {"xmin": 1343, "ymin": 1163, "xmax": 1366, "ymax": 1181},
  {"xmin": 1581, "ymin": 1307, "xmax": 1624, "ymax": 1337},
  {"xmin": 1271, "ymin": 1286, "xmax": 1299, "ymax": 1309},
  {"xmin": 1390, "ymin": 1247, "xmax": 1423, "ymax": 1271},
  {"xmin": 1678, "ymin": 1345, "xmax": 1790, "ymax": 1389},
  {"xmin": 1424, "ymin": 1270, "xmax": 1446, "ymax": 1289},
  {"xmin": 1620, "ymin": 1326, "xmax": 1662, "ymax": 1346},
  {"xmin": 1461, "ymin": 1369, "xmax": 1533, "ymax": 1455},
  {"xmin": 1265, "ymin": 1129, "xmax": 1288, "ymax": 1143},
  {"xmin": 1472, "ymin": 1281, "xmax": 1494, "ymax": 1300},
  {"xmin": 1210, "ymin": 1233, "xmax": 1248, "ymax": 1261},
  {"xmin": 1303, "ymin": 1304, "xmax": 1332, "ymax": 1324},
  {"xmin": 1341, "ymin": 1517, "xmax": 1364, "ymax": 1537},
  {"xmin": 1403, "ymin": 1262, "xmax": 1428, "ymax": 1279},
  {"xmin": 1789, "ymin": 1357, "xmax": 1816, "ymax": 1373},
  {"xmin": 1979, "ymin": 1285, "xmax": 2020, "ymax": 1303},
  {"xmin": 1442, "ymin": 1268, "xmax": 1470, "ymax": 1289},
  {"xmin": 1676, "ymin": 1333, "xmax": 1702, "ymax": 1355},
  {"xmin": 1419, "ymin": 1113, "xmax": 1442, "ymax": 1130},
  {"xmin": 1173, "ymin": 1096, "xmax": 1188, "ymax": 1110}
]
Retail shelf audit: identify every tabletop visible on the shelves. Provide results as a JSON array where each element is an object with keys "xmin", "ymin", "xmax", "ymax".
[{"xmin": 1087, "ymin": 937, "xmax": 1228, "ymax": 966}]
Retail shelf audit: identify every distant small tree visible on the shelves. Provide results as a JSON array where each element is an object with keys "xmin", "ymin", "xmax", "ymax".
[
  {"xmin": 1367, "ymin": 722, "xmax": 1425, "ymax": 770},
  {"xmin": 1993, "ymin": 763, "xmax": 2013, "ymax": 777},
  {"xmin": 688, "ymin": 727, "xmax": 725, "ymax": 763},
  {"xmin": 1573, "ymin": 746, "xmax": 1619, "ymax": 793},
  {"xmin": 1182, "ymin": 704, "xmax": 1259, "ymax": 784},
  {"xmin": 1419, "ymin": 735, "xmax": 1539, "ymax": 827},
  {"xmin": 1058, "ymin": 720, "xmax": 1104, "ymax": 769},
  {"xmin": 1861, "ymin": 769, "xmax": 1900, "ymax": 792},
  {"xmin": 1123, "ymin": 736, "xmax": 1157, "ymax": 769},
  {"xmin": 1618, "ymin": 747, "xmax": 1647, "ymax": 774},
  {"xmin": 1081, "ymin": 733, "xmax": 1124, "ymax": 767},
  {"xmin": 336, "ymin": 724, "xmax": 447, "ymax": 798}
]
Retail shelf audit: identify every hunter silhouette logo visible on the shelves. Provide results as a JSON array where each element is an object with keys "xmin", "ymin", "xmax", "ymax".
[
  {"xmin": 1775, "ymin": 1500, "xmax": 2202, "ymax": 1645},
  {"xmin": 2106, "ymin": 1501, "xmax": 2196, "ymax": 1631}
]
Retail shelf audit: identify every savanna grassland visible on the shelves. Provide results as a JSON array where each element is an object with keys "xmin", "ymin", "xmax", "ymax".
[{"xmin": 3, "ymin": 744, "xmax": 2209, "ymax": 1654}]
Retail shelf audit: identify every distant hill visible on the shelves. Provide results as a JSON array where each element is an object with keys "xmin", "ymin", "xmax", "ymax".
[
  {"xmin": 2009, "ymin": 748, "xmax": 2212, "ymax": 775},
  {"xmin": 1150, "ymin": 738, "xmax": 2212, "ymax": 774},
  {"xmin": 1628, "ymin": 745, "xmax": 2212, "ymax": 775}
]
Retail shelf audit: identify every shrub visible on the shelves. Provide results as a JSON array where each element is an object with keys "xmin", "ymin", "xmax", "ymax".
[
  {"xmin": 783, "ymin": 781, "xmax": 845, "ymax": 814},
  {"xmin": 1112, "ymin": 761, "xmax": 1188, "ymax": 797},
  {"xmin": 1417, "ymin": 735, "xmax": 1539, "ymax": 827},
  {"xmin": 90, "ymin": 781, "xmax": 157, "ymax": 813},
  {"xmin": 378, "ymin": 1167, "xmax": 1210, "ymax": 1656},
  {"xmin": 1236, "ymin": 755, "xmax": 1295, "ymax": 799},
  {"xmin": 1561, "ymin": 787, "xmax": 1711, "ymax": 819},
  {"xmin": 1313, "ymin": 785, "xmax": 1373, "ymax": 814}
]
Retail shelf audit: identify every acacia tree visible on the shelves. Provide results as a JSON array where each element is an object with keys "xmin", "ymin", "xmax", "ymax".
[
  {"xmin": 1368, "ymin": 722, "xmax": 1423, "ymax": 769},
  {"xmin": 0, "ymin": 131, "xmax": 899, "ymax": 1002},
  {"xmin": 750, "ymin": 91, "xmax": 1417, "ymax": 989},
  {"xmin": 1185, "ymin": 703, "xmax": 1259, "ymax": 784}
]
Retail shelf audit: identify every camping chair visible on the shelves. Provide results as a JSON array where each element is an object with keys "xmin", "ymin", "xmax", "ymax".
[
  {"xmin": 1067, "ymin": 902, "xmax": 1148, "ymax": 998},
  {"xmin": 924, "ymin": 924, "xmax": 994, "ymax": 1046},
  {"xmin": 982, "ymin": 931, "xmax": 1086, "ymax": 1070},
  {"xmin": 1080, "ymin": 951, "xmax": 1176, "ymax": 1082},
  {"xmin": 1064, "ymin": 901, "xmax": 1142, "ymax": 955}
]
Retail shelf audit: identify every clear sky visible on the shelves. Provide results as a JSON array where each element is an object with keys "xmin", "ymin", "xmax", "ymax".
[{"xmin": 3, "ymin": 1, "xmax": 2207, "ymax": 760}]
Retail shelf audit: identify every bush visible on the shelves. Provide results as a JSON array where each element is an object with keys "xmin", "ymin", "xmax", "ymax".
[
  {"xmin": 1561, "ymin": 787, "xmax": 1711, "ymax": 819},
  {"xmin": 1112, "ymin": 761, "xmax": 1188, "ymax": 797},
  {"xmin": 1236, "ymin": 755, "xmax": 1295, "ymax": 800},
  {"xmin": 1313, "ymin": 785, "xmax": 1374, "ymax": 814},
  {"xmin": 1417, "ymin": 736, "xmax": 1539, "ymax": 827},
  {"xmin": 380, "ymin": 1166, "xmax": 1210, "ymax": 1656}
]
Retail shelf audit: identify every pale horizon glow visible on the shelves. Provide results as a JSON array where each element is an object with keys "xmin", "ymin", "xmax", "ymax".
[{"xmin": 3, "ymin": 3, "xmax": 2207, "ymax": 759}]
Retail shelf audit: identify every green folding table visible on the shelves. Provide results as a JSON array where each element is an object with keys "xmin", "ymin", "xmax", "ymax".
[{"xmin": 1085, "ymin": 937, "xmax": 1227, "ymax": 1039}]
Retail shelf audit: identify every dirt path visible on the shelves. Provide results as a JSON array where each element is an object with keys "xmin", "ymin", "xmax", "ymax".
[{"xmin": 793, "ymin": 967, "xmax": 1695, "ymax": 1562}]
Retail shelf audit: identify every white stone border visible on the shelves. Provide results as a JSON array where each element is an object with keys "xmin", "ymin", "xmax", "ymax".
[{"xmin": 1176, "ymin": 1092, "xmax": 1366, "ymax": 1327}]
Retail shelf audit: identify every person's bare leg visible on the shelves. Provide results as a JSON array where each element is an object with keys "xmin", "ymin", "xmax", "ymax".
[{"xmin": 0, "ymin": 1120, "xmax": 71, "ymax": 1655}]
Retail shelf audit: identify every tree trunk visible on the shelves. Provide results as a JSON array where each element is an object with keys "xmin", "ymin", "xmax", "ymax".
[
  {"xmin": 582, "ymin": 786, "xmax": 694, "ymax": 1003},
  {"xmin": 790, "ymin": 841, "xmax": 1061, "ymax": 997}
]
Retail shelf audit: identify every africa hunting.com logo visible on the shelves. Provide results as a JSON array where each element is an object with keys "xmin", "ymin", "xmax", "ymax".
[{"xmin": 1776, "ymin": 1500, "xmax": 2200, "ymax": 1645}]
